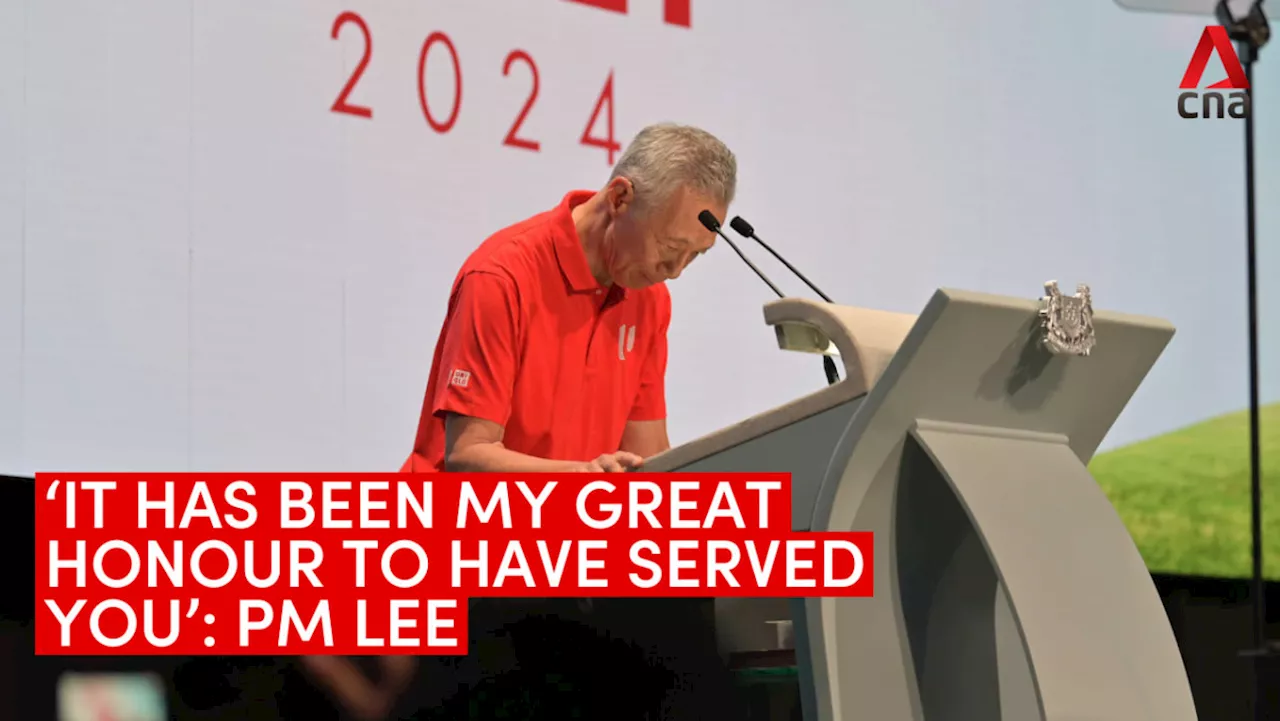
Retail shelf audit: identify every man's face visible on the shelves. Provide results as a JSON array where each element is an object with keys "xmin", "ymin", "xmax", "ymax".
[{"xmin": 603, "ymin": 180, "xmax": 725, "ymax": 290}]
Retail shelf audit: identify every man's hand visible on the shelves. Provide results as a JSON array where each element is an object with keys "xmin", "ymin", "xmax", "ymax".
[
  {"xmin": 576, "ymin": 451, "xmax": 644, "ymax": 473},
  {"xmin": 443, "ymin": 415, "xmax": 645, "ymax": 473}
]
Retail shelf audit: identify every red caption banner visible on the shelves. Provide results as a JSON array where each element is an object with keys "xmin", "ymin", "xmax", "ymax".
[{"xmin": 34, "ymin": 473, "xmax": 874, "ymax": 656}]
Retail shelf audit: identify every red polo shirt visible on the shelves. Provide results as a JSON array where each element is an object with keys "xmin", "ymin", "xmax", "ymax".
[{"xmin": 401, "ymin": 190, "xmax": 671, "ymax": 472}]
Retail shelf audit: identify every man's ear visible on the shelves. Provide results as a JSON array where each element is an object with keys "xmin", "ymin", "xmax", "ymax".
[{"xmin": 607, "ymin": 176, "xmax": 635, "ymax": 215}]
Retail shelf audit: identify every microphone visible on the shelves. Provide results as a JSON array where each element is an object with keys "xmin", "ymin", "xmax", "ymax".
[
  {"xmin": 698, "ymin": 210, "xmax": 839, "ymax": 386},
  {"xmin": 729, "ymin": 216, "xmax": 834, "ymax": 303},
  {"xmin": 698, "ymin": 210, "xmax": 784, "ymax": 298}
]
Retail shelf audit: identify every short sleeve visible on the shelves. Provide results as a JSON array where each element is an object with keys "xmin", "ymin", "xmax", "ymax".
[
  {"xmin": 629, "ymin": 286, "xmax": 671, "ymax": 421},
  {"xmin": 430, "ymin": 271, "xmax": 522, "ymax": 427}
]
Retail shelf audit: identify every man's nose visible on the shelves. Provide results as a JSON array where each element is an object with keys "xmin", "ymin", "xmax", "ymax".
[{"xmin": 662, "ymin": 252, "xmax": 696, "ymax": 280}]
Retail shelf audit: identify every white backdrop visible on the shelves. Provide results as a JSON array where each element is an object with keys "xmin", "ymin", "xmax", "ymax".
[{"xmin": 0, "ymin": 0, "xmax": 1276, "ymax": 475}]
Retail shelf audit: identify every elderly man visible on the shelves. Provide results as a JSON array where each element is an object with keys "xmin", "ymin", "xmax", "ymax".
[
  {"xmin": 304, "ymin": 124, "xmax": 745, "ymax": 721},
  {"xmin": 403, "ymin": 122, "xmax": 735, "ymax": 475}
]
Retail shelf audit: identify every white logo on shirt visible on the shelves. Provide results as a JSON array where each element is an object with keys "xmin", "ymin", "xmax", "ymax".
[
  {"xmin": 450, "ymin": 369, "xmax": 471, "ymax": 388},
  {"xmin": 618, "ymin": 324, "xmax": 637, "ymax": 360}
]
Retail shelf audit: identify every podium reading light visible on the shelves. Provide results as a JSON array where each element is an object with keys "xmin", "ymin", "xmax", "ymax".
[{"xmin": 773, "ymin": 320, "xmax": 840, "ymax": 357}]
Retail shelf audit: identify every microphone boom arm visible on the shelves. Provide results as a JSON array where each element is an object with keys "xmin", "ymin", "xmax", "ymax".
[
  {"xmin": 730, "ymin": 216, "xmax": 834, "ymax": 303},
  {"xmin": 719, "ymin": 234, "xmax": 785, "ymax": 298},
  {"xmin": 698, "ymin": 209, "xmax": 839, "ymax": 387}
]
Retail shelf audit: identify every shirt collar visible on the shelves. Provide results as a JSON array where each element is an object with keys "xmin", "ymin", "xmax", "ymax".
[{"xmin": 552, "ymin": 190, "xmax": 619, "ymax": 296}]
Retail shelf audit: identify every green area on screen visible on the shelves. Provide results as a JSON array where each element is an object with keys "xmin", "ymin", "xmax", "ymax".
[{"xmin": 1091, "ymin": 403, "xmax": 1280, "ymax": 580}]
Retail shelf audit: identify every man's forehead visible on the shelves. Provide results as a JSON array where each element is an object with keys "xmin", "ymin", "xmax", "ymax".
[{"xmin": 650, "ymin": 187, "xmax": 723, "ymax": 248}]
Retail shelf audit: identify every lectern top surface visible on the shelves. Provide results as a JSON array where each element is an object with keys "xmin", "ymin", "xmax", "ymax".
[
  {"xmin": 854, "ymin": 287, "xmax": 1175, "ymax": 462},
  {"xmin": 645, "ymin": 287, "xmax": 1174, "ymax": 473}
]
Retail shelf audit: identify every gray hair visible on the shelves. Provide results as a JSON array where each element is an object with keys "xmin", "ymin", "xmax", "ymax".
[{"xmin": 609, "ymin": 123, "xmax": 737, "ymax": 214}]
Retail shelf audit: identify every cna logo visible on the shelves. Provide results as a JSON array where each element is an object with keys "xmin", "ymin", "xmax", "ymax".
[{"xmin": 1178, "ymin": 25, "xmax": 1251, "ymax": 119}]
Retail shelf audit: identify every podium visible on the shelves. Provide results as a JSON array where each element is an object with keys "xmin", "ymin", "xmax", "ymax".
[{"xmin": 645, "ymin": 288, "xmax": 1197, "ymax": 721}]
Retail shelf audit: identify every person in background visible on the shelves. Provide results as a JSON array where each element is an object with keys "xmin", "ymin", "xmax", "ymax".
[{"xmin": 303, "ymin": 123, "xmax": 744, "ymax": 721}]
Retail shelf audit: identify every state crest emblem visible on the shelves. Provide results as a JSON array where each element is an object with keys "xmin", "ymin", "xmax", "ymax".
[{"xmin": 1039, "ymin": 281, "xmax": 1096, "ymax": 356}]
